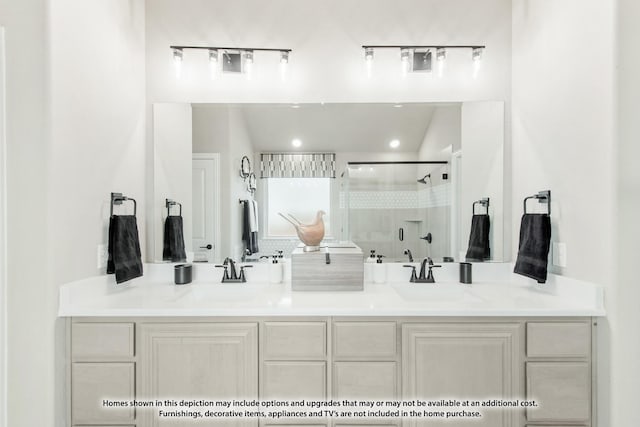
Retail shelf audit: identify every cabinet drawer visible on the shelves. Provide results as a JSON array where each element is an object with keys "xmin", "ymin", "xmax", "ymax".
[
  {"xmin": 333, "ymin": 362, "xmax": 398, "ymax": 399},
  {"xmin": 263, "ymin": 322, "xmax": 326, "ymax": 359},
  {"xmin": 72, "ymin": 322, "xmax": 135, "ymax": 358},
  {"xmin": 262, "ymin": 361, "xmax": 326, "ymax": 399},
  {"xmin": 72, "ymin": 362, "xmax": 135, "ymax": 423},
  {"xmin": 526, "ymin": 362, "xmax": 590, "ymax": 422},
  {"xmin": 333, "ymin": 322, "xmax": 396, "ymax": 359},
  {"xmin": 527, "ymin": 322, "xmax": 590, "ymax": 358}
]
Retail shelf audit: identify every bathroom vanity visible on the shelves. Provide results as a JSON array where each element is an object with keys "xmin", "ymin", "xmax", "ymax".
[{"xmin": 60, "ymin": 263, "xmax": 603, "ymax": 427}]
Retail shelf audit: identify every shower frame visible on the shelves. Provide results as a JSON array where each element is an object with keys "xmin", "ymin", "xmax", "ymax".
[{"xmin": 343, "ymin": 160, "xmax": 450, "ymax": 261}]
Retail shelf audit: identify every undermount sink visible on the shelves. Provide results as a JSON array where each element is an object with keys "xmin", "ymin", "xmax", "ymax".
[
  {"xmin": 176, "ymin": 283, "xmax": 271, "ymax": 303},
  {"xmin": 391, "ymin": 283, "xmax": 468, "ymax": 301}
]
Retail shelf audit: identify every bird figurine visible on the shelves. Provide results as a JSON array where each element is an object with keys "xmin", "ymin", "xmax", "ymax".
[{"xmin": 278, "ymin": 210, "xmax": 326, "ymax": 250}]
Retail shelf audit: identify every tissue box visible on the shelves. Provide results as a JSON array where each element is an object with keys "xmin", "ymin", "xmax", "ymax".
[{"xmin": 291, "ymin": 243, "xmax": 364, "ymax": 291}]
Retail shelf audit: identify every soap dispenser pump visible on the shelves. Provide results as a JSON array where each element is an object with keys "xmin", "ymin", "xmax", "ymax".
[
  {"xmin": 268, "ymin": 255, "xmax": 283, "ymax": 284},
  {"xmin": 364, "ymin": 250, "xmax": 377, "ymax": 283},
  {"xmin": 373, "ymin": 254, "xmax": 387, "ymax": 284}
]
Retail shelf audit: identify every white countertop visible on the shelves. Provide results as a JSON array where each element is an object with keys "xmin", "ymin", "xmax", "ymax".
[{"xmin": 58, "ymin": 262, "xmax": 605, "ymax": 317}]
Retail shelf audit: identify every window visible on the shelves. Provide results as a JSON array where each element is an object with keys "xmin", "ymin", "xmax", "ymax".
[{"xmin": 265, "ymin": 178, "xmax": 331, "ymax": 238}]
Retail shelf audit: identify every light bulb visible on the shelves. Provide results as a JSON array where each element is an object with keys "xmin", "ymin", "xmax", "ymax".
[
  {"xmin": 389, "ymin": 139, "xmax": 400, "ymax": 149},
  {"xmin": 208, "ymin": 49, "xmax": 218, "ymax": 80},
  {"xmin": 292, "ymin": 138, "xmax": 302, "ymax": 148},
  {"xmin": 436, "ymin": 48, "xmax": 446, "ymax": 78},
  {"xmin": 400, "ymin": 48, "xmax": 410, "ymax": 76},
  {"xmin": 172, "ymin": 48, "xmax": 183, "ymax": 79},
  {"xmin": 364, "ymin": 47, "xmax": 374, "ymax": 78},
  {"xmin": 244, "ymin": 50, "xmax": 254, "ymax": 80},
  {"xmin": 472, "ymin": 47, "xmax": 483, "ymax": 79}
]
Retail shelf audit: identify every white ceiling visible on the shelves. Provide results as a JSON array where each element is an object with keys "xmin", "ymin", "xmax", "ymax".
[{"xmin": 234, "ymin": 103, "xmax": 458, "ymax": 153}]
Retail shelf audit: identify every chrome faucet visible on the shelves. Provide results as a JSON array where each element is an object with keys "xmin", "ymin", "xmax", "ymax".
[{"xmin": 404, "ymin": 257, "xmax": 441, "ymax": 283}]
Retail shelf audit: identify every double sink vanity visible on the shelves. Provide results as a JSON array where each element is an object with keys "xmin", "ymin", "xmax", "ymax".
[{"xmin": 60, "ymin": 261, "xmax": 603, "ymax": 427}]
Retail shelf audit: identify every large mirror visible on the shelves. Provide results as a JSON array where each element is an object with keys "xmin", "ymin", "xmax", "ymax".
[{"xmin": 151, "ymin": 102, "xmax": 504, "ymax": 263}]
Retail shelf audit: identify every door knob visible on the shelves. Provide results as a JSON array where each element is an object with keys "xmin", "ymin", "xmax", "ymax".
[{"xmin": 200, "ymin": 244, "xmax": 213, "ymax": 250}]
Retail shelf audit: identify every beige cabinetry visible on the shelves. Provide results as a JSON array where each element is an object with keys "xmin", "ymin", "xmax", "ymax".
[
  {"xmin": 524, "ymin": 320, "xmax": 593, "ymax": 427},
  {"xmin": 402, "ymin": 323, "xmax": 522, "ymax": 427},
  {"xmin": 69, "ymin": 317, "xmax": 594, "ymax": 427},
  {"xmin": 70, "ymin": 322, "xmax": 136, "ymax": 426},
  {"xmin": 137, "ymin": 322, "xmax": 258, "ymax": 427}
]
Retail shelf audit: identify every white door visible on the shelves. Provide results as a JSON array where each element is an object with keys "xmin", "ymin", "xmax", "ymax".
[{"xmin": 192, "ymin": 154, "xmax": 219, "ymax": 263}]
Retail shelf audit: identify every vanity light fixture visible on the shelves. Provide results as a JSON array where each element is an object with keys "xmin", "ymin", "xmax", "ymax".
[
  {"xmin": 280, "ymin": 50, "xmax": 289, "ymax": 81},
  {"xmin": 364, "ymin": 47, "xmax": 374, "ymax": 77},
  {"xmin": 172, "ymin": 48, "xmax": 183, "ymax": 79},
  {"xmin": 208, "ymin": 49, "xmax": 218, "ymax": 80},
  {"xmin": 169, "ymin": 45, "xmax": 292, "ymax": 79},
  {"xmin": 362, "ymin": 45, "xmax": 485, "ymax": 77},
  {"xmin": 400, "ymin": 48, "xmax": 411, "ymax": 76},
  {"xmin": 472, "ymin": 47, "xmax": 483, "ymax": 79},
  {"xmin": 292, "ymin": 138, "xmax": 302, "ymax": 148},
  {"xmin": 244, "ymin": 50, "xmax": 254, "ymax": 80},
  {"xmin": 389, "ymin": 139, "xmax": 400, "ymax": 149},
  {"xmin": 436, "ymin": 47, "xmax": 446, "ymax": 78}
]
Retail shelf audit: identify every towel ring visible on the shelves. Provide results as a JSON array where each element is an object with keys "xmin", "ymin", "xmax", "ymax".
[
  {"xmin": 523, "ymin": 190, "xmax": 551, "ymax": 215},
  {"xmin": 472, "ymin": 198, "xmax": 490, "ymax": 215},
  {"xmin": 110, "ymin": 192, "xmax": 137, "ymax": 217},
  {"xmin": 240, "ymin": 156, "xmax": 251, "ymax": 179},
  {"xmin": 166, "ymin": 199, "xmax": 182, "ymax": 217}
]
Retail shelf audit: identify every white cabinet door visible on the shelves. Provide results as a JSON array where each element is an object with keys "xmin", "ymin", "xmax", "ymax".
[
  {"xmin": 138, "ymin": 323, "xmax": 258, "ymax": 427},
  {"xmin": 402, "ymin": 323, "xmax": 521, "ymax": 427}
]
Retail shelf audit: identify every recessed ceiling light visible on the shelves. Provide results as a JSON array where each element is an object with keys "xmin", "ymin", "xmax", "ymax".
[
  {"xmin": 292, "ymin": 138, "xmax": 302, "ymax": 147},
  {"xmin": 389, "ymin": 139, "xmax": 400, "ymax": 148}
]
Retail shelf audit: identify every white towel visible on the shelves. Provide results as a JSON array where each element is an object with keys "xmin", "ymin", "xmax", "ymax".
[{"xmin": 249, "ymin": 200, "xmax": 259, "ymax": 233}]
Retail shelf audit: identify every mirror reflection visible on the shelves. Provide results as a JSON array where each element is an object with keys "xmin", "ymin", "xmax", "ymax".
[{"xmin": 152, "ymin": 102, "xmax": 504, "ymax": 264}]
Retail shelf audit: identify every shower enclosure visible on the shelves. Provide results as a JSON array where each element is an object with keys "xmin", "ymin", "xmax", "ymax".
[{"xmin": 342, "ymin": 161, "xmax": 452, "ymax": 262}]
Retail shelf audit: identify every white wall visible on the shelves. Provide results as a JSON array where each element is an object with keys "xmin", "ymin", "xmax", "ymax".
[
  {"xmin": 460, "ymin": 102, "xmax": 504, "ymax": 261},
  {"xmin": 511, "ymin": 1, "xmax": 615, "ymax": 426},
  {"xmin": 417, "ymin": 105, "xmax": 460, "ymax": 161},
  {"xmin": 152, "ymin": 104, "xmax": 192, "ymax": 261},
  {"xmin": 511, "ymin": 0, "xmax": 615, "ymax": 283},
  {"xmin": 0, "ymin": 1, "xmax": 50, "ymax": 426},
  {"xmin": 609, "ymin": 1, "xmax": 640, "ymax": 426},
  {"xmin": 145, "ymin": 0, "xmax": 511, "ymax": 104},
  {"xmin": 0, "ymin": 26, "xmax": 6, "ymax": 427},
  {"xmin": 0, "ymin": 1, "xmax": 146, "ymax": 426}
]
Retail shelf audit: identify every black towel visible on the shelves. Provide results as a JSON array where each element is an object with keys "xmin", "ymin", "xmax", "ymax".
[
  {"xmin": 163, "ymin": 216, "xmax": 186, "ymax": 262},
  {"xmin": 465, "ymin": 214, "xmax": 491, "ymax": 261},
  {"xmin": 514, "ymin": 214, "xmax": 552, "ymax": 283},
  {"xmin": 241, "ymin": 201, "xmax": 259, "ymax": 255},
  {"xmin": 107, "ymin": 215, "xmax": 143, "ymax": 284}
]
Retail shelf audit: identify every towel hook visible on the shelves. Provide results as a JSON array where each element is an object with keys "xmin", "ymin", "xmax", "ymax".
[
  {"xmin": 472, "ymin": 197, "xmax": 490, "ymax": 215},
  {"xmin": 523, "ymin": 190, "xmax": 551, "ymax": 215},
  {"xmin": 165, "ymin": 199, "xmax": 182, "ymax": 217},
  {"xmin": 110, "ymin": 192, "xmax": 137, "ymax": 217}
]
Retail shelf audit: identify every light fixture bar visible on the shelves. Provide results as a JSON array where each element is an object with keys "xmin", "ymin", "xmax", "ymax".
[
  {"xmin": 362, "ymin": 45, "xmax": 485, "ymax": 50},
  {"xmin": 170, "ymin": 45, "xmax": 292, "ymax": 52}
]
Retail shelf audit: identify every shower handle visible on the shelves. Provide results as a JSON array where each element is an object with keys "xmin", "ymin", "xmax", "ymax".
[{"xmin": 420, "ymin": 233, "xmax": 432, "ymax": 244}]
